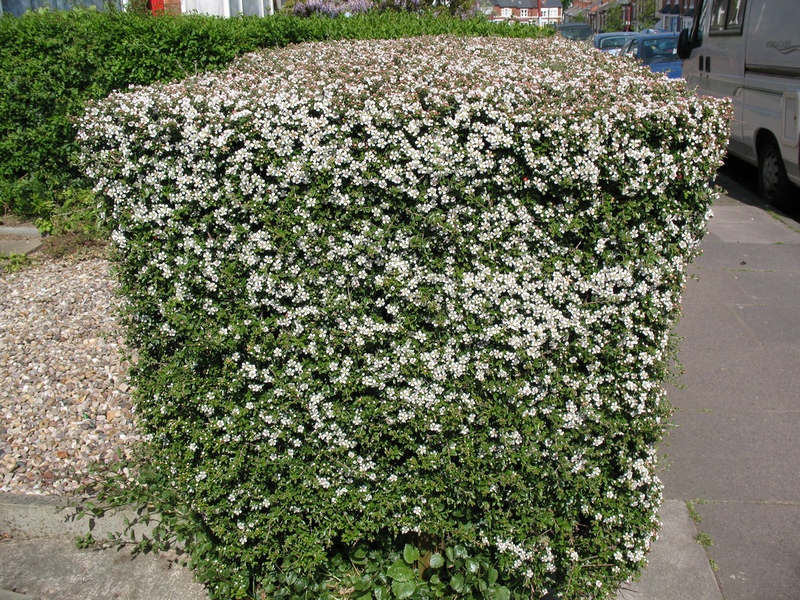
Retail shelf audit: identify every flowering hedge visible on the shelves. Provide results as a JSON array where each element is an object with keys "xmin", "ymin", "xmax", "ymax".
[{"xmin": 78, "ymin": 36, "xmax": 730, "ymax": 599}]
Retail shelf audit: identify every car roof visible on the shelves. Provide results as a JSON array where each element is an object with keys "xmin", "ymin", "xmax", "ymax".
[{"xmin": 623, "ymin": 31, "xmax": 679, "ymax": 39}]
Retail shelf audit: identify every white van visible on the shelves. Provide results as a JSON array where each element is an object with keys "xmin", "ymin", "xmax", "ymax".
[{"xmin": 678, "ymin": 0, "xmax": 800, "ymax": 207}]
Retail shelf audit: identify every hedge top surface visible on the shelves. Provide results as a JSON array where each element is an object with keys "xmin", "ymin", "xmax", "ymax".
[{"xmin": 83, "ymin": 35, "xmax": 725, "ymax": 222}]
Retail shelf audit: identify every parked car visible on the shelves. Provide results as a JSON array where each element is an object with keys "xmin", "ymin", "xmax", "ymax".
[
  {"xmin": 618, "ymin": 32, "xmax": 682, "ymax": 79},
  {"xmin": 593, "ymin": 32, "xmax": 637, "ymax": 55},
  {"xmin": 554, "ymin": 22, "xmax": 594, "ymax": 42}
]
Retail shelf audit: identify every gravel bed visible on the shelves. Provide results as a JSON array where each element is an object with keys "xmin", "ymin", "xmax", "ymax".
[{"xmin": 0, "ymin": 259, "xmax": 140, "ymax": 496}]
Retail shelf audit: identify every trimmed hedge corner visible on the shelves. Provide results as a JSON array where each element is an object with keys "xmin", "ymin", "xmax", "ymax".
[{"xmin": 78, "ymin": 36, "xmax": 731, "ymax": 599}]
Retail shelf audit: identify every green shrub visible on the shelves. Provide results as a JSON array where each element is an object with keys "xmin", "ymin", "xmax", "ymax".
[
  {"xmin": 0, "ymin": 9, "xmax": 549, "ymax": 219},
  {"xmin": 78, "ymin": 36, "xmax": 731, "ymax": 599}
]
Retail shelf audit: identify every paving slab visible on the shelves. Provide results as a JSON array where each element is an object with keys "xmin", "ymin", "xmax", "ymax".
[
  {"xmin": 0, "ymin": 494, "xmax": 207, "ymax": 600},
  {"xmin": 0, "ymin": 238, "xmax": 42, "ymax": 257},
  {"xmin": 0, "ymin": 226, "xmax": 40, "ymax": 237},
  {"xmin": 693, "ymin": 502, "xmax": 800, "ymax": 600},
  {"xmin": 0, "ymin": 494, "xmax": 154, "ymax": 542},
  {"xmin": 662, "ymin": 409, "xmax": 800, "ymax": 504},
  {"xmin": 667, "ymin": 345, "xmax": 800, "ymax": 412},
  {"xmin": 674, "ymin": 301, "xmax": 762, "ymax": 351},
  {"xmin": 733, "ymin": 302, "xmax": 800, "ymax": 348},
  {"xmin": 679, "ymin": 267, "xmax": 756, "ymax": 307},
  {"xmin": 0, "ymin": 493, "xmax": 718, "ymax": 600},
  {"xmin": 707, "ymin": 207, "xmax": 800, "ymax": 245},
  {"xmin": 697, "ymin": 239, "xmax": 800, "ymax": 272}
]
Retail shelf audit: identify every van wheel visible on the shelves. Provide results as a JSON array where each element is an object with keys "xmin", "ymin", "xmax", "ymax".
[{"xmin": 758, "ymin": 137, "xmax": 793, "ymax": 207}]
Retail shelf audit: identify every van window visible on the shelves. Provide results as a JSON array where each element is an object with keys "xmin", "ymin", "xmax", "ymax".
[{"xmin": 710, "ymin": 0, "xmax": 746, "ymax": 34}]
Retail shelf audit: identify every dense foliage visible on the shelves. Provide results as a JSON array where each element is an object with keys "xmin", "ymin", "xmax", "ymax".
[
  {"xmin": 0, "ymin": 9, "xmax": 548, "ymax": 220},
  {"xmin": 78, "ymin": 36, "xmax": 730, "ymax": 599}
]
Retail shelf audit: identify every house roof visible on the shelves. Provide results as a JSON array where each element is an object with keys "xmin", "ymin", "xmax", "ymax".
[
  {"xmin": 540, "ymin": 0, "xmax": 562, "ymax": 7},
  {"xmin": 493, "ymin": 0, "xmax": 538, "ymax": 8}
]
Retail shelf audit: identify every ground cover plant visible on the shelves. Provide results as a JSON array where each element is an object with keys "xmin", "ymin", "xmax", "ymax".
[{"xmin": 77, "ymin": 35, "xmax": 731, "ymax": 599}]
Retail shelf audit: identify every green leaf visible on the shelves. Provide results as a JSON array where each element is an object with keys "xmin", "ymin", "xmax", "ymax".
[
  {"xmin": 403, "ymin": 544, "xmax": 420, "ymax": 564},
  {"xmin": 391, "ymin": 580, "xmax": 417, "ymax": 599},
  {"xmin": 493, "ymin": 586, "xmax": 511, "ymax": 600},
  {"xmin": 387, "ymin": 559, "xmax": 415, "ymax": 582},
  {"xmin": 429, "ymin": 553, "xmax": 445, "ymax": 568},
  {"xmin": 373, "ymin": 585, "xmax": 389, "ymax": 600},
  {"xmin": 354, "ymin": 547, "xmax": 368, "ymax": 560},
  {"xmin": 450, "ymin": 573, "xmax": 466, "ymax": 594},
  {"xmin": 488, "ymin": 567, "xmax": 498, "ymax": 586},
  {"xmin": 465, "ymin": 558, "xmax": 479, "ymax": 574}
]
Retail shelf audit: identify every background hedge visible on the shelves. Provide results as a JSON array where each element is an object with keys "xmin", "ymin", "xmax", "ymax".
[{"xmin": 0, "ymin": 9, "xmax": 550, "ymax": 219}]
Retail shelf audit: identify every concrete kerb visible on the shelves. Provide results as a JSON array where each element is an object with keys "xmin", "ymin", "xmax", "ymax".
[
  {"xmin": 0, "ymin": 492, "xmax": 158, "ymax": 544},
  {"xmin": 618, "ymin": 499, "xmax": 724, "ymax": 600},
  {"xmin": 0, "ymin": 226, "xmax": 43, "ymax": 257},
  {"xmin": 0, "ymin": 493, "xmax": 209, "ymax": 600}
]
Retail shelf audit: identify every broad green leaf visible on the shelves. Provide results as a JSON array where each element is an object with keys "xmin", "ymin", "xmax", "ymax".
[
  {"xmin": 450, "ymin": 573, "xmax": 466, "ymax": 593},
  {"xmin": 403, "ymin": 544, "xmax": 420, "ymax": 564},
  {"xmin": 387, "ymin": 559, "xmax": 415, "ymax": 582},
  {"xmin": 392, "ymin": 580, "xmax": 417, "ymax": 599},
  {"xmin": 493, "ymin": 586, "xmax": 511, "ymax": 600},
  {"xmin": 429, "ymin": 553, "xmax": 445, "ymax": 568}
]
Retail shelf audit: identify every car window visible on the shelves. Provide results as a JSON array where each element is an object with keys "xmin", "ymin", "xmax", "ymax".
[
  {"xmin": 599, "ymin": 36, "xmax": 627, "ymax": 49},
  {"xmin": 622, "ymin": 39, "xmax": 639, "ymax": 57},
  {"xmin": 559, "ymin": 27, "xmax": 593, "ymax": 41},
  {"xmin": 711, "ymin": 0, "xmax": 746, "ymax": 33},
  {"xmin": 642, "ymin": 38, "xmax": 678, "ymax": 62}
]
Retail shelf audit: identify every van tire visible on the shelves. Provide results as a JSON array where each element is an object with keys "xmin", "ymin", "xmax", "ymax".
[{"xmin": 757, "ymin": 137, "xmax": 793, "ymax": 207}]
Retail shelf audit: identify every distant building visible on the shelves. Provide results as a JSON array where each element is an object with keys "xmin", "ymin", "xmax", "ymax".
[
  {"xmin": 539, "ymin": 0, "xmax": 563, "ymax": 25},
  {"xmin": 657, "ymin": 0, "xmax": 696, "ymax": 32},
  {"xmin": 490, "ymin": 0, "xmax": 562, "ymax": 25},
  {"xmin": 565, "ymin": 0, "xmax": 694, "ymax": 33},
  {"xmin": 491, "ymin": 0, "xmax": 540, "ymax": 24}
]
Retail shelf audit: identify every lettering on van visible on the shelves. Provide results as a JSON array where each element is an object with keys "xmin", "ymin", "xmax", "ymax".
[{"xmin": 766, "ymin": 41, "xmax": 800, "ymax": 55}]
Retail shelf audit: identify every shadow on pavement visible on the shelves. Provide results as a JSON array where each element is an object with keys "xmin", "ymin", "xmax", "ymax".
[{"xmin": 717, "ymin": 155, "xmax": 800, "ymax": 225}]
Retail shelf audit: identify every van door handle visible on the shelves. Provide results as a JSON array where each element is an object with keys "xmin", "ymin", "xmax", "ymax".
[
  {"xmin": 699, "ymin": 55, "xmax": 704, "ymax": 71},
  {"xmin": 705, "ymin": 56, "xmax": 711, "ymax": 72}
]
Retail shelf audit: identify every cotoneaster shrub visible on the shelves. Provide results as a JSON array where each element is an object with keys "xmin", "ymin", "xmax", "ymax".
[{"xmin": 77, "ymin": 36, "xmax": 731, "ymax": 599}]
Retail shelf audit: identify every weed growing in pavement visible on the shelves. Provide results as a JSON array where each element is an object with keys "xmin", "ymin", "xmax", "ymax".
[
  {"xmin": 686, "ymin": 498, "xmax": 719, "ymax": 572},
  {"xmin": 686, "ymin": 498, "xmax": 707, "ymax": 524},
  {"xmin": 77, "ymin": 36, "xmax": 731, "ymax": 599}
]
